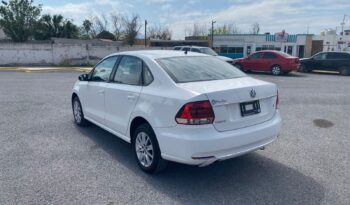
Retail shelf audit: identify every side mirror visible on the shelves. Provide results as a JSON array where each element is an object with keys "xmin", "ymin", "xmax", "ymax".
[{"xmin": 78, "ymin": 74, "xmax": 89, "ymax": 81}]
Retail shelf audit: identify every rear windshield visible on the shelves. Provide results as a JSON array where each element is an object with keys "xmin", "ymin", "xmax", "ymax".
[
  {"xmin": 200, "ymin": 48, "xmax": 218, "ymax": 56},
  {"xmin": 157, "ymin": 56, "xmax": 246, "ymax": 83}
]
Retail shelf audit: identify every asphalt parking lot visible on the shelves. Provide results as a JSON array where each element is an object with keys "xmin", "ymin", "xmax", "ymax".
[{"xmin": 0, "ymin": 71, "xmax": 349, "ymax": 205}]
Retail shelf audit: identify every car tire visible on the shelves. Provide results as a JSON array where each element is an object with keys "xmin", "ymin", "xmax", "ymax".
[
  {"xmin": 72, "ymin": 97, "xmax": 88, "ymax": 126},
  {"xmin": 339, "ymin": 66, "xmax": 350, "ymax": 76},
  {"xmin": 271, "ymin": 65, "xmax": 282, "ymax": 76},
  {"xmin": 133, "ymin": 123, "xmax": 167, "ymax": 174}
]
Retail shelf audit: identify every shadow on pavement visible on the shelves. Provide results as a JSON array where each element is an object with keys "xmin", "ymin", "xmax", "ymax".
[{"xmin": 77, "ymin": 124, "xmax": 325, "ymax": 205}]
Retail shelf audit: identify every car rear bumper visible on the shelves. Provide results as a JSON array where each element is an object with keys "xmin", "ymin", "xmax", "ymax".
[{"xmin": 154, "ymin": 111, "xmax": 282, "ymax": 166}]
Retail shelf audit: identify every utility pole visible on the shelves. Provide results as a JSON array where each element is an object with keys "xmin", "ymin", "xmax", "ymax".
[
  {"xmin": 341, "ymin": 14, "xmax": 349, "ymax": 36},
  {"xmin": 211, "ymin": 20, "xmax": 216, "ymax": 48},
  {"xmin": 145, "ymin": 20, "xmax": 148, "ymax": 47}
]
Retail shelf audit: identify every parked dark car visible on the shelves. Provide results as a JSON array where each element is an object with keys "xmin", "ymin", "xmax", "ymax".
[
  {"xmin": 299, "ymin": 52, "xmax": 350, "ymax": 75},
  {"xmin": 233, "ymin": 50, "xmax": 299, "ymax": 76}
]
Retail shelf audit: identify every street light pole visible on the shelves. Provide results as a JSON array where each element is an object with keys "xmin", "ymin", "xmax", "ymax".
[
  {"xmin": 211, "ymin": 20, "xmax": 216, "ymax": 48},
  {"xmin": 145, "ymin": 20, "xmax": 148, "ymax": 47},
  {"xmin": 341, "ymin": 14, "xmax": 349, "ymax": 36}
]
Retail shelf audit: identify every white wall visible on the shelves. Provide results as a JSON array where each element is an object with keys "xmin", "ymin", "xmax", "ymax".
[
  {"xmin": 0, "ymin": 40, "xmax": 169, "ymax": 66},
  {"xmin": 313, "ymin": 34, "xmax": 350, "ymax": 52}
]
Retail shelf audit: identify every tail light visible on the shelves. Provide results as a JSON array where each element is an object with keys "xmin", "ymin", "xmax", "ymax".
[
  {"xmin": 276, "ymin": 90, "xmax": 279, "ymax": 109},
  {"xmin": 175, "ymin": 100, "xmax": 215, "ymax": 125}
]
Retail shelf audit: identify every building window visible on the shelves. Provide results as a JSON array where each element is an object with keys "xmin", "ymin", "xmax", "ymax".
[
  {"xmin": 256, "ymin": 45, "xmax": 280, "ymax": 51},
  {"xmin": 217, "ymin": 47, "xmax": 244, "ymax": 54}
]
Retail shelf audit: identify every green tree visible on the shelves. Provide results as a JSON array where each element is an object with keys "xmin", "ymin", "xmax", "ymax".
[
  {"xmin": 61, "ymin": 20, "xmax": 79, "ymax": 39},
  {"xmin": 96, "ymin": 30, "xmax": 116, "ymax": 41},
  {"xmin": 0, "ymin": 0, "xmax": 42, "ymax": 42},
  {"xmin": 82, "ymin": 19, "xmax": 92, "ymax": 36},
  {"xmin": 34, "ymin": 14, "xmax": 79, "ymax": 40}
]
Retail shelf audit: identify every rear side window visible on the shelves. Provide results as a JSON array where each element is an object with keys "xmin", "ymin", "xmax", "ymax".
[
  {"xmin": 191, "ymin": 48, "xmax": 201, "ymax": 53},
  {"xmin": 114, "ymin": 56, "xmax": 142, "ymax": 85},
  {"xmin": 143, "ymin": 64, "xmax": 154, "ymax": 85},
  {"xmin": 174, "ymin": 47, "xmax": 181, "ymax": 50},
  {"xmin": 263, "ymin": 52, "xmax": 277, "ymax": 59},
  {"xmin": 157, "ymin": 56, "xmax": 246, "ymax": 83},
  {"xmin": 327, "ymin": 52, "xmax": 350, "ymax": 59}
]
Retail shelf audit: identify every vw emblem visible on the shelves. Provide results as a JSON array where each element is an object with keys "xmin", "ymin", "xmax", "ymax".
[{"xmin": 250, "ymin": 89, "xmax": 256, "ymax": 98}]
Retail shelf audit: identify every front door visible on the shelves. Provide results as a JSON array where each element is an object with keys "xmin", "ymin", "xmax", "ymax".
[
  {"xmin": 105, "ymin": 56, "xmax": 143, "ymax": 135},
  {"xmin": 245, "ymin": 52, "xmax": 263, "ymax": 70},
  {"xmin": 82, "ymin": 56, "xmax": 118, "ymax": 124},
  {"xmin": 312, "ymin": 52, "xmax": 327, "ymax": 70}
]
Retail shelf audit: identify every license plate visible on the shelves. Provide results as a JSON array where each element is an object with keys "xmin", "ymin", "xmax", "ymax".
[{"xmin": 240, "ymin": 100, "xmax": 261, "ymax": 117}]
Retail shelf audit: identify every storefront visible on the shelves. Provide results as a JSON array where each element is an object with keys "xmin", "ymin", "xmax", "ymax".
[{"xmin": 212, "ymin": 31, "xmax": 312, "ymax": 59}]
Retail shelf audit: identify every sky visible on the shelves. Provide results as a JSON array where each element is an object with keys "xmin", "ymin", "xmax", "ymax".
[{"xmin": 39, "ymin": 0, "xmax": 350, "ymax": 39}]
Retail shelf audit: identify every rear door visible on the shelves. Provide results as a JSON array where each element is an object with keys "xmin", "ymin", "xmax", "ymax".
[
  {"xmin": 104, "ymin": 56, "xmax": 144, "ymax": 135},
  {"xmin": 82, "ymin": 56, "xmax": 118, "ymax": 123},
  {"xmin": 324, "ymin": 52, "xmax": 348, "ymax": 71},
  {"xmin": 261, "ymin": 52, "xmax": 278, "ymax": 71}
]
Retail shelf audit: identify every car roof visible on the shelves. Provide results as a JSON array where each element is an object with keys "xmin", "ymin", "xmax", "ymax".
[
  {"xmin": 255, "ymin": 50, "xmax": 280, "ymax": 53},
  {"xmin": 175, "ymin": 46, "xmax": 207, "ymax": 49},
  {"xmin": 108, "ymin": 50, "xmax": 209, "ymax": 60}
]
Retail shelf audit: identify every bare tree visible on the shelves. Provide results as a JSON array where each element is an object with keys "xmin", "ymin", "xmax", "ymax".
[
  {"xmin": 211, "ymin": 23, "xmax": 241, "ymax": 35},
  {"xmin": 110, "ymin": 14, "xmax": 124, "ymax": 41},
  {"xmin": 250, "ymin": 22, "xmax": 260, "ymax": 34},
  {"xmin": 148, "ymin": 25, "xmax": 172, "ymax": 40},
  {"xmin": 192, "ymin": 23, "xmax": 207, "ymax": 36},
  {"xmin": 93, "ymin": 14, "xmax": 108, "ymax": 34},
  {"xmin": 123, "ymin": 14, "xmax": 142, "ymax": 46}
]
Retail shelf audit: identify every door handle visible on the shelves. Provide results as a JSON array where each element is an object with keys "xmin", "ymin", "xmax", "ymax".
[{"xmin": 98, "ymin": 90, "xmax": 105, "ymax": 94}]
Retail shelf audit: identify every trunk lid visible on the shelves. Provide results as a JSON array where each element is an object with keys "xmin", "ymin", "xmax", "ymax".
[{"xmin": 178, "ymin": 77, "xmax": 278, "ymax": 132}]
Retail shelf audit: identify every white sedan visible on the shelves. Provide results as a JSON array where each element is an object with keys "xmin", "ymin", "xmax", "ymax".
[{"xmin": 72, "ymin": 50, "xmax": 281, "ymax": 173}]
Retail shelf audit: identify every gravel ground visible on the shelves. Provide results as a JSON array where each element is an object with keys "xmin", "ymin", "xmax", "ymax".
[{"xmin": 0, "ymin": 71, "xmax": 349, "ymax": 205}]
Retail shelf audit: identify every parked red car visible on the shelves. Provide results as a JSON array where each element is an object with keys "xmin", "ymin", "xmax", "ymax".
[{"xmin": 233, "ymin": 50, "xmax": 299, "ymax": 75}]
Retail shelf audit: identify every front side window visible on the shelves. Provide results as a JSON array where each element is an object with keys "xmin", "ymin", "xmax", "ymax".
[
  {"xmin": 249, "ymin": 52, "xmax": 261, "ymax": 59},
  {"xmin": 157, "ymin": 56, "xmax": 246, "ymax": 83},
  {"xmin": 182, "ymin": 47, "xmax": 190, "ymax": 51},
  {"xmin": 314, "ymin": 53, "xmax": 327, "ymax": 60},
  {"xmin": 91, "ymin": 56, "xmax": 118, "ymax": 82},
  {"xmin": 114, "ymin": 56, "xmax": 142, "ymax": 85}
]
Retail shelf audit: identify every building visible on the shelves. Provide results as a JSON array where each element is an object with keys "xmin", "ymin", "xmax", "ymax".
[
  {"xmin": 312, "ymin": 29, "xmax": 350, "ymax": 53},
  {"xmin": 149, "ymin": 39, "xmax": 209, "ymax": 47},
  {"xmin": 212, "ymin": 31, "xmax": 313, "ymax": 59}
]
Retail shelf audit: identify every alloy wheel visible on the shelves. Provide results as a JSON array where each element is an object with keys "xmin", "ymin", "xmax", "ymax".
[
  {"xmin": 272, "ymin": 66, "xmax": 281, "ymax": 75},
  {"xmin": 135, "ymin": 132, "xmax": 154, "ymax": 168},
  {"xmin": 73, "ymin": 100, "xmax": 82, "ymax": 123}
]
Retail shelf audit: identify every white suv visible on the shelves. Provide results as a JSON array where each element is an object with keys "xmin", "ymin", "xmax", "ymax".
[
  {"xmin": 173, "ymin": 46, "xmax": 234, "ymax": 64},
  {"xmin": 72, "ymin": 50, "xmax": 281, "ymax": 173}
]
